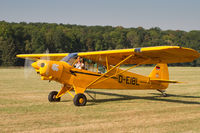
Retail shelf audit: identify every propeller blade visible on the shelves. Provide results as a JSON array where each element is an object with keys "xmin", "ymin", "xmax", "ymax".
[
  {"xmin": 41, "ymin": 48, "xmax": 50, "ymax": 61},
  {"xmin": 41, "ymin": 48, "xmax": 50, "ymax": 75},
  {"xmin": 24, "ymin": 49, "xmax": 50, "ymax": 78},
  {"xmin": 24, "ymin": 57, "xmax": 34, "ymax": 79}
]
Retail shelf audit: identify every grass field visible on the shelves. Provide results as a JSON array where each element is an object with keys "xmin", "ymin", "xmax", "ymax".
[{"xmin": 0, "ymin": 67, "xmax": 200, "ymax": 133}]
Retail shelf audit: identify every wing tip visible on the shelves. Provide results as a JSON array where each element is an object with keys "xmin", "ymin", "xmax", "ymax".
[{"xmin": 16, "ymin": 54, "xmax": 25, "ymax": 58}]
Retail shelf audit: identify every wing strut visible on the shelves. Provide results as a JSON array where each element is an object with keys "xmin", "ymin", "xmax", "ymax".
[
  {"xmin": 86, "ymin": 54, "xmax": 134, "ymax": 88},
  {"xmin": 106, "ymin": 56, "xmax": 109, "ymax": 70}
]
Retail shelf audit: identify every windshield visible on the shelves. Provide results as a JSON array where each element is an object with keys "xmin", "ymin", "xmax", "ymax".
[{"xmin": 61, "ymin": 53, "xmax": 78, "ymax": 66}]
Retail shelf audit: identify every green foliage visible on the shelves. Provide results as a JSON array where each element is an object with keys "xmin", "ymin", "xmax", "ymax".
[{"xmin": 0, "ymin": 21, "xmax": 199, "ymax": 66}]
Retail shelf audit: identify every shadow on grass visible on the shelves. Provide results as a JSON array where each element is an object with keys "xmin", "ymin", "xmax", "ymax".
[
  {"xmin": 150, "ymin": 93, "xmax": 200, "ymax": 99},
  {"xmin": 60, "ymin": 100, "xmax": 70, "ymax": 102},
  {"xmin": 85, "ymin": 90, "xmax": 200, "ymax": 105}
]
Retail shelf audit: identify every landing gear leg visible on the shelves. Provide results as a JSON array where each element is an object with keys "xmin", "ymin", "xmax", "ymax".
[{"xmin": 157, "ymin": 89, "xmax": 167, "ymax": 97}]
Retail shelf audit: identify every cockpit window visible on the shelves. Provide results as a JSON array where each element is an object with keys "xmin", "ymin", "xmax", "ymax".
[
  {"xmin": 61, "ymin": 53, "xmax": 78, "ymax": 66},
  {"xmin": 98, "ymin": 64, "xmax": 106, "ymax": 73},
  {"xmin": 84, "ymin": 59, "xmax": 107, "ymax": 73},
  {"xmin": 61, "ymin": 54, "xmax": 107, "ymax": 73}
]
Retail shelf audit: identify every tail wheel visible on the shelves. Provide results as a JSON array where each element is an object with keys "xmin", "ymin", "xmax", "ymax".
[
  {"xmin": 48, "ymin": 91, "xmax": 61, "ymax": 102},
  {"xmin": 162, "ymin": 93, "xmax": 168, "ymax": 97},
  {"xmin": 73, "ymin": 93, "xmax": 87, "ymax": 106},
  {"xmin": 157, "ymin": 89, "xmax": 168, "ymax": 97}
]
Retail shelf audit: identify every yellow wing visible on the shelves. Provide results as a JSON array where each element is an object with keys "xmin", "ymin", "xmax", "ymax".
[
  {"xmin": 16, "ymin": 53, "xmax": 69, "ymax": 61},
  {"xmin": 78, "ymin": 46, "xmax": 200, "ymax": 65},
  {"xmin": 16, "ymin": 46, "xmax": 200, "ymax": 65}
]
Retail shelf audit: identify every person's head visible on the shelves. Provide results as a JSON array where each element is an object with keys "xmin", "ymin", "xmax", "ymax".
[
  {"xmin": 77, "ymin": 57, "xmax": 80, "ymax": 62},
  {"xmin": 80, "ymin": 58, "xmax": 83, "ymax": 62}
]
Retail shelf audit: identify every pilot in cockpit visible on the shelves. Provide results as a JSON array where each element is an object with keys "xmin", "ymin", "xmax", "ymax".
[{"xmin": 75, "ymin": 57, "xmax": 85, "ymax": 69}]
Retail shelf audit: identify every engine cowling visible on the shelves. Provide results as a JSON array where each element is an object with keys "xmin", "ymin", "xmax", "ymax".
[{"xmin": 32, "ymin": 60, "xmax": 73, "ymax": 85}]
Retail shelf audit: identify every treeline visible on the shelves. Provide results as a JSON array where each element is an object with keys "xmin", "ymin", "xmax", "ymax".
[{"xmin": 0, "ymin": 21, "xmax": 200, "ymax": 66}]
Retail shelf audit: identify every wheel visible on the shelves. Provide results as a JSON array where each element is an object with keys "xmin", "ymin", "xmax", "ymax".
[
  {"xmin": 157, "ymin": 89, "xmax": 167, "ymax": 97},
  {"xmin": 73, "ymin": 93, "xmax": 87, "ymax": 106},
  {"xmin": 48, "ymin": 91, "xmax": 61, "ymax": 102},
  {"xmin": 162, "ymin": 93, "xmax": 168, "ymax": 97}
]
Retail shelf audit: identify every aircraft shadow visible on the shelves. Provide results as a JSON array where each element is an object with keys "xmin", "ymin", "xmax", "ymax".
[
  {"xmin": 60, "ymin": 100, "xmax": 70, "ymax": 102},
  {"xmin": 85, "ymin": 90, "xmax": 200, "ymax": 105},
  {"xmin": 150, "ymin": 93, "xmax": 200, "ymax": 99}
]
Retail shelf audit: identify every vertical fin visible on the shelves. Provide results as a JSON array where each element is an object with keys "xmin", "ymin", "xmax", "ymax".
[{"xmin": 149, "ymin": 63, "xmax": 169, "ymax": 89}]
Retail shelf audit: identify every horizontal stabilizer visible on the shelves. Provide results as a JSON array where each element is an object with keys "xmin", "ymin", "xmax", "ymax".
[{"xmin": 150, "ymin": 79, "xmax": 180, "ymax": 83}]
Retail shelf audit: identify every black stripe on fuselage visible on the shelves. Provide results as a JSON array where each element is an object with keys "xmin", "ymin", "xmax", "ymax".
[
  {"xmin": 71, "ymin": 70, "xmax": 101, "ymax": 76},
  {"xmin": 70, "ymin": 70, "xmax": 118, "ymax": 79}
]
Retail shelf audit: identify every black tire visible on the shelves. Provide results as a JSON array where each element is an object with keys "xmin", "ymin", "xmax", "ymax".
[
  {"xmin": 73, "ymin": 93, "xmax": 87, "ymax": 106},
  {"xmin": 162, "ymin": 93, "xmax": 168, "ymax": 97},
  {"xmin": 48, "ymin": 91, "xmax": 61, "ymax": 102}
]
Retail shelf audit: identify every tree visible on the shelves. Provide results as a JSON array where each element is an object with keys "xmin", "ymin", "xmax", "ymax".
[{"xmin": 0, "ymin": 21, "xmax": 199, "ymax": 66}]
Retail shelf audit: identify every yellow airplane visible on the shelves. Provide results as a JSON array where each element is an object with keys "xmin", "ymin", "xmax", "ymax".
[{"xmin": 17, "ymin": 46, "xmax": 200, "ymax": 106}]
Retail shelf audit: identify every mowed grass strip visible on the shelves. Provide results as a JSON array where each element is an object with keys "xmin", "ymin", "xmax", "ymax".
[{"xmin": 0, "ymin": 67, "xmax": 200, "ymax": 133}]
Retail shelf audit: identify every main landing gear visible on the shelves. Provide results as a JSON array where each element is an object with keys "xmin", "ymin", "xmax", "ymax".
[
  {"xmin": 73, "ymin": 93, "xmax": 87, "ymax": 106},
  {"xmin": 157, "ymin": 89, "xmax": 168, "ymax": 97},
  {"xmin": 48, "ymin": 89, "xmax": 87, "ymax": 106},
  {"xmin": 48, "ymin": 91, "xmax": 61, "ymax": 102}
]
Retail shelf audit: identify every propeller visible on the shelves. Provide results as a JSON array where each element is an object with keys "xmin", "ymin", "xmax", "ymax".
[
  {"xmin": 24, "ymin": 57, "xmax": 35, "ymax": 79},
  {"xmin": 40, "ymin": 49, "xmax": 50, "ymax": 75},
  {"xmin": 41, "ymin": 49, "xmax": 50, "ymax": 60},
  {"xmin": 24, "ymin": 49, "xmax": 50, "ymax": 79}
]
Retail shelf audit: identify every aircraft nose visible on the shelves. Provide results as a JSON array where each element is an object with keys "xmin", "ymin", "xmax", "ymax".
[
  {"xmin": 39, "ymin": 62, "xmax": 48, "ymax": 76},
  {"xmin": 32, "ymin": 62, "xmax": 40, "ymax": 69}
]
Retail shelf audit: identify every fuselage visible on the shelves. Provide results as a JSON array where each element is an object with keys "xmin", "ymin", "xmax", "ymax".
[{"xmin": 32, "ymin": 60, "xmax": 168, "ymax": 91}]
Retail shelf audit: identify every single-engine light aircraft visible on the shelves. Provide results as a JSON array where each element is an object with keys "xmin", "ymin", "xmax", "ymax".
[{"xmin": 17, "ymin": 46, "xmax": 200, "ymax": 106}]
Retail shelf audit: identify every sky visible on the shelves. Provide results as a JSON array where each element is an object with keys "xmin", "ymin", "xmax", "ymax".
[{"xmin": 0, "ymin": 0, "xmax": 200, "ymax": 31}]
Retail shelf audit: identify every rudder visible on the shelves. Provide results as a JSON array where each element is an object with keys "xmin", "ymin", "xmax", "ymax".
[{"xmin": 149, "ymin": 63, "xmax": 169, "ymax": 89}]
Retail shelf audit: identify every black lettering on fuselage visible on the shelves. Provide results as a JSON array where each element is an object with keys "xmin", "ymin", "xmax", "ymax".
[
  {"xmin": 118, "ymin": 75, "xmax": 123, "ymax": 83},
  {"xmin": 118, "ymin": 75, "xmax": 139, "ymax": 85},
  {"xmin": 126, "ymin": 76, "xmax": 130, "ymax": 84},
  {"xmin": 131, "ymin": 77, "xmax": 139, "ymax": 85}
]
